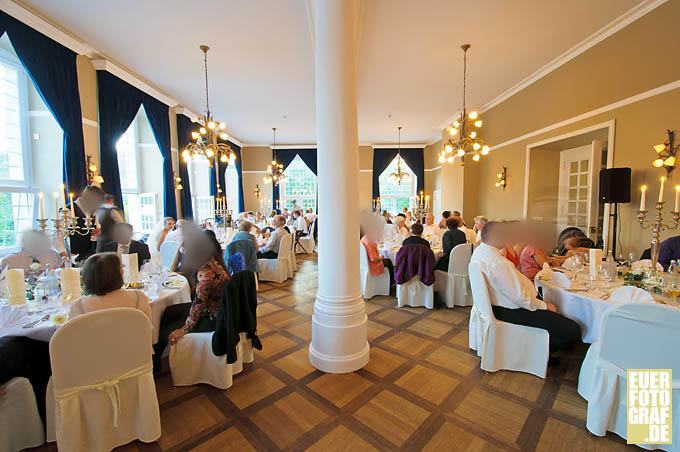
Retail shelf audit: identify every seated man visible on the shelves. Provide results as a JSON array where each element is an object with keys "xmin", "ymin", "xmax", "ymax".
[
  {"xmin": 257, "ymin": 215, "xmax": 288, "ymax": 259},
  {"xmin": 473, "ymin": 215, "xmax": 488, "ymax": 244},
  {"xmin": 292, "ymin": 210, "xmax": 308, "ymax": 235},
  {"xmin": 99, "ymin": 222, "xmax": 150, "ymax": 270},
  {"xmin": 658, "ymin": 235, "xmax": 680, "ymax": 270},
  {"xmin": 422, "ymin": 213, "xmax": 440, "ymax": 239},
  {"xmin": 402, "ymin": 223, "xmax": 431, "ymax": 248},
  {"xmin": 470, "ymin": 221, "xmax": 581, "ymax": 355},
  {"xmin": 0, "ymin": 230, "xmax": 60, "ymax": 271}
]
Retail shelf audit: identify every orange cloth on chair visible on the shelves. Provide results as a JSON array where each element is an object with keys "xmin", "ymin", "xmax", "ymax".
[{"xmin": 361, "ymin": 236, "xmax": 385, "ymax": 276}]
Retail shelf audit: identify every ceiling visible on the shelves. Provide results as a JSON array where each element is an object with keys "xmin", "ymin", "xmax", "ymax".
[{"xmin": 17, "ymin": 0, "xmax": 644, "ymax": 145}]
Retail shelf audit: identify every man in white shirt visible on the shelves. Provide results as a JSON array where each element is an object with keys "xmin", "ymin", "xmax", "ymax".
[
  {"xmin": 293, "ymin": 210, "xmax": 308, "ymax": 234},
  {"xmin": 304, "ymin": 208, "xmax": 317, "ymax": 224},
  {"xmin": 258, "ymin": 215, "xmax": 289, "ymax": 259},
  {"xmin": 470, "ymin": 221, "xmax": 581, "ymax": 354},
  {"xmin": 454, "ymin": 211, "xmax": 477, "ymax": 244},
  {"xmin": 422, "ymin": 213, "xmax": 443, "ymax": 242}
]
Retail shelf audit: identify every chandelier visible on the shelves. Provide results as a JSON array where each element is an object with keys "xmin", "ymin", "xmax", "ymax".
[
  {"xmin": 182, "ymin": 45, "xmax": 236, "ymax": 167},
  {"xmin": 389, "ymin": 127, "xmax": 410, "ymax": 185},
  {"xmin": 439, "ymin": 44, "xmax": 490, "ymax": 165},
  {"xmin": 263, "ymin": 127, "xmax": 286, "ymax": 186}
]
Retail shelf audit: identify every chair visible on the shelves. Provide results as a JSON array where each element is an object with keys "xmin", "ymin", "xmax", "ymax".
[
  {"xmin": 578, "ymin": 303, "xmax": 680, "ymax": 450},
  {"xmin": 434, "ymin": 243, "xmax": 473, "ymax": 308},
  {"xmin": 170, "ymin": 332, "xmax": 254, "ymax": 389},
  {"xmin": 359, "ymin": 243, "xmax": 390, "ymax": 299},
  {"xmin": 296, "ymin": 220, "xmax": 317, "ymax": 254},
  {"xmin": 46, "ymin": 308, "xmax": 160, "ymax": 451},
  {"xmin": 258, "ymin": 233, "xmax": 292, "ymax": 283},
  {"xmin": 159, "ymin": 240, "xmax": 179, "ymax": 270},
  {"xmin": 288, "ymin": 229, "xmax": 297, "ymax": 277},
  {"xmin": 397, "ymin": 276, "xmax": 434, "ymax": 309},
  {"xmin": 0, "ymin": 377, "xmax": 44, "ymax": 452},
  {"xmin": 468, "ymin": 261, "xmax": 549, "ymax": 378}
]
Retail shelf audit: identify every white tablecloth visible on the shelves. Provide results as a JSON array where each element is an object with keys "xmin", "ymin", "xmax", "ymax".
[
  {"xmin": 379, "ymin": 245, "xmax": 443, "ymax": 264},
  {"xmin": 0, "ymin": 274, "xmax": 190, "ymax": 344}
]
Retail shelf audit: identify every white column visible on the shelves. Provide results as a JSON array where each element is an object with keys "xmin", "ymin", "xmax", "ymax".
[{"xmin": 309, "ymin": 0, "xmax": 369, "ymax": 373}]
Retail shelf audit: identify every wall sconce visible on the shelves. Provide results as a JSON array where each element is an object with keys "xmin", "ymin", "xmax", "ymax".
[
  {"xmin": 652, "ymin": 129, "xmax": 678, "ymax": 177},
  {"xmin": 495, "ymin": 167, "xmax": 507, "ymax": 190},
  {"xmin": 174, "ymin": 173, "xmax": 183, "ymax": 191},
  {"xmin": 86, "ymin": 154, "xmax": 104, "ymax": 185},
  {"xmin": 253, "ymin": 184, "xmax": 263, "ymax": 199}
]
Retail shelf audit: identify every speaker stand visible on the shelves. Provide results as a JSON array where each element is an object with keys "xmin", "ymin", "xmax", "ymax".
[{"xmin": 609, "ymin": 202, "xmax": 619, "ymax": 259}]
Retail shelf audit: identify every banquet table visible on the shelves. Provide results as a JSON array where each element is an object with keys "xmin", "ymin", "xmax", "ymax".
[
  {"xmin": 538, "ymin": 276, "xmax": 679, "ymax": 344},
  {"xmin": 0, "ymin": 273, "xmax": 191, "ymax": 344},
  {"xmin": 379, "ymin": 243, "xmax": 444, "ymax": 264}
]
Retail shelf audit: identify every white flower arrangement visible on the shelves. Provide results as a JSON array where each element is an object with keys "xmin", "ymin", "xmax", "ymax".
[{"xmin": 50, "ymin": 313, "xmax": 67, "ymax": 325}]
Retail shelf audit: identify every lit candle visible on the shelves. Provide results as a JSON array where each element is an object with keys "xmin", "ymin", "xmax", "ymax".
[
  {"xmin": 659, "ymin": 176, "xmax": 666, "ymax": 203},
  {"xmin": 425, "ymin": 195, "xmax": 430, "ymax": 209},
  {"xmin": 675, "ymin": 185, "xmax": 680, "ymax": 212},
  {"xmin": 38, "ymin": 192, "xmax": 44, "ymax": 219},
  {"xmin": 60, "ymin": 184, "xmax": 66, "ymax": 210},
  {"xmin": 640, "ymin": 185, "xmax": 648, "ymax": 212}
]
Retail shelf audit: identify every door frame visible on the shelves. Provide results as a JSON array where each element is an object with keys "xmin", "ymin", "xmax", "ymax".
[
  {"xmin": 556, "ymin": 144, "xmax": 592, "ymax": 234},
  {"xmin": 522, "ymin": 120, "xmax": 616, "ymax": 248}
]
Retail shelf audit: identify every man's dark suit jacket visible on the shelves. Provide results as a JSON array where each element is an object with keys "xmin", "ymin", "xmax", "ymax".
[{"xmin": 99, "ymin": 240, "xmax": 150, "ymax": 270}]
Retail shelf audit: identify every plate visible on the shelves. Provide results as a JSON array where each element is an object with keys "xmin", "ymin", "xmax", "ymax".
[{"xmin": 162, "ymin": 279, "xmax": 183, "ymax": 289}]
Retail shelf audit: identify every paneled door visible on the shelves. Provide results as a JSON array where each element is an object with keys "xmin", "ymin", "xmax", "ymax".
[{"xmin": 557, "ymin": 141, "xmax": 603, "ymax": 241}]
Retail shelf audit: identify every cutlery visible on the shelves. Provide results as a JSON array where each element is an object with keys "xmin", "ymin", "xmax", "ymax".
[{"xmin": 22, "ymin": 314, "xmax": 50, "ymax": 329}]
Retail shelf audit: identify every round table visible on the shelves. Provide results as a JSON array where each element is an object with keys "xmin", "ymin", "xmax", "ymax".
[{"xmin": 0, "ymin": 273, "xmax": 191, "ymax": 344}]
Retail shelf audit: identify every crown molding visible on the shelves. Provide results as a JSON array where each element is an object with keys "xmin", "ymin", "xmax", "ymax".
[
  {"xmin": 272, "ymin": 145, "xmax": 317, "ymax": 150},
  {"xmin": 372, "ymin": 144, "xmax": 426, "ymax": 149},
  {"xmin": 1, "ymin": 0, "xmax": 96, "ymax": 56},
  {"xmin": 437, "ymin": 0, "xmax": 668, "ymax": 131}
]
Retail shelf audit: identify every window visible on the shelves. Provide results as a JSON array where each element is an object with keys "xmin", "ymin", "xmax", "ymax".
[
  {"xmin": 193, "ymin": 195, "xmax": 214, "ymax": 223},
  {"xmin": 379, "ymin": 156, "xmax": 417, "ymax": 214},
  {"xmin": 116, "ymin": 109, "xmax": 159, "ymax": 234},
  {"xmin": 188, "ymin": 155, "xmax": 213, "ymax": 220},
  {"xmin": 279, "ymin": 155, "xmax": 316, "ymax": 212},
  {"xmin": 224, "ymin": 164, "xmax": 240, "ymax": 213}
]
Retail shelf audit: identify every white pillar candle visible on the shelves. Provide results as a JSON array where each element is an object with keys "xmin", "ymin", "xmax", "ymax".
[
  {"xmin": 589, "ymin": 248, "xmax": 603, "ymax": 279},
  {"xmin": 38, "ymin": 192, "xmax": 45, "ymax": 219},
  {"xmin": 658, "ymin": 177, "xmax": 666, "ymax": 203},
  {"xmin": 60, "ymin": 267, "xmax": 80, "ymax": 303},
  {"xmin": 640, "ymin": 185, "xmax": 647, "ymax": 211},
  {"xmin": 60, "ymin": 184, "xmax": 66, "ymax": 210},
  {"xmin": 675, "ymin": 185, "xmax": 680, "ymax": 212},
  {"xmin": 6, "ymin": 269, "xmax": 26, "ymax": 305}
]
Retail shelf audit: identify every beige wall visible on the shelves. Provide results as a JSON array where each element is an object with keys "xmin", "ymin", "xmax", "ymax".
[
  {"xmin": 468, "ymin": 0, "xmax": 680, "ymax": 255},
  {"xmin": 241, "ymin": 146, "xmax": 273, "ymax": 212}
]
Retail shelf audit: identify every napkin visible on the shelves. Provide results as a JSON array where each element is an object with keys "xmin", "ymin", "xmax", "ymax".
[
  {"xmin": 537, "ymin": 263, "xmax": 571, "ymax": 288},
  {"xmin": 562, "ymin": 256, "xmax": 578, "ymax": 270},
  {"xmin": 536, "ymin": 262, "xmax": 554, "ymax": 282},
  {"xmin": 609, "ymin": 286, "xmax": 655, "ymax": 304},
  {"xmin": 0, "ymin": 305, "xmax": 29, "ymax": 328},
  {"xmin": 122, "ymin": 253, "xmax": 139, "ymax": 283}
]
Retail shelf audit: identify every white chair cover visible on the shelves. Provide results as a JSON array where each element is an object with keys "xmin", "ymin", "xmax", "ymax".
[
  {"xmin": 609, "ymin": 285, "xmax": 655, "ymax": 304},
  {"xmin": 577, "ymin": 303, "xmax": 680, "ymax": 450},
  {"xmin": 159, "ymin": 240, "xmax": 179, "ymax": 270},
  {"xmin": 258, "ymin": 233, "xmax": 292, "ymax": 283},
  {"xmin": 170, "ymin": 332, "xmax": 254, "ymax": 389},
  {"xmin": 359, "ymin": 243, "xmax": 390, "ymax": 299},
  {"xmin": 0, "ymin": 377, "xmax": 44, "ymax": 452},
  {"xmin": 468, "ymin": 261, "xmax": 549, "ymax": 378},
  {"xmin": 288, "ymin": 229, "xmax": 297, "ymax": 277},
  {"xmin": 297, "ymin": 220, "xmax": 317, "ymax": 254},
  {"xmin": 396, "ymin": 276, "xmax": 434, "ymax": 309},
  {"xmin": 46, "ymin": 308, "xmax": 160, "ymax": 451},
  {"xmin": 434, "ymin": 243, "xmax": 473, "ymax": 308},
  {"xmin": 631, "ymin": 259, "xmax": 664, "ymax": 272}
]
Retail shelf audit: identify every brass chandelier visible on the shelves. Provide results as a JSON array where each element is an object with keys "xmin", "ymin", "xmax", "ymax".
[
  {"xmin": 263, "ymin": 127, "xmax": 286, "ymax": 186},
  {"xmin": 439, "ymin": 44, "xmax": 490, "ymax": 165},
  {"xmin": 389, "ymin": 126, "xmax": 410, "ymax": 185},
  {"xmin": 182, "ymin": 45, "xmax": 236, "ymax": 168}
]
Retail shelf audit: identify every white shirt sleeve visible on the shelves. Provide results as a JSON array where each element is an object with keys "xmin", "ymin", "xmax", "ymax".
[{"xmin": 491, "ymin": 259, "xmax": 547, "ymax": 311}]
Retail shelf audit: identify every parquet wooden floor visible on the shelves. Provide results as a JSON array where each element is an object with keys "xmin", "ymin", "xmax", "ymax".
[{"xmin": 34, "ymin": 254, "xmax": 637, "ymax": 451}]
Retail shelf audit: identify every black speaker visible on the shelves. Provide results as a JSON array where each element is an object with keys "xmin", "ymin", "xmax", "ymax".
[{"xmin": 599, "ymin": 168, "xmax": 631, "ymax": 203}]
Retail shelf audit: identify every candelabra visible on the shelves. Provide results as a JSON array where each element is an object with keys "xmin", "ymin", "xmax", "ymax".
[
  {"xmin": 637, "ymin": 202, "xmax": 680, "ymax": 270},
  {"xmin": 36, "ymin": 209, "xmax": 97, "ymax": 263},
  {"xmin": 212, "ymin": 197, "xmax": 232, "ymax": 241},
  {"xmin": 372, "ymin": 197, "xmax": 382, "ymax": 212},
  {"xmin": 412, "ymin": 192, "xmax": 431, "ymax": 223}
]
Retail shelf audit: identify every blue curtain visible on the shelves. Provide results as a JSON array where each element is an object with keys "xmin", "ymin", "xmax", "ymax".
[
  {"xmin": 372, "ymin": 148, "xmax": 424, "ymax": 199},
  {"xmin": 272, "ymin": 149, "xmax": 317, "ymax": 210},
  {"xmin": 176, "ymin": 115, "xmax": 194, "ymax": 220},
  {"xmin": 229, "ymin": 141, "xmax": 245, "ymax": 213},
  {"xmin": 0, "ymin": 11, "xmax": 87, "ymax": 193},
  {"xmin": 143, "ymin": 98, "xmax": 177, "ymax": 218},
  {"xmin": 97, "ymin": 71, "xmax": 176, "ymax": 217}
]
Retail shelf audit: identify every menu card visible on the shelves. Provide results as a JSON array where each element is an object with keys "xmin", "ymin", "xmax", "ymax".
[{"xmin": 122, "ymin": 253, "xmax": 139, "ymax": 283}]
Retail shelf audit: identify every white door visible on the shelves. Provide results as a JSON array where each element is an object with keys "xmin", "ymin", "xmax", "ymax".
[{"xmin": 557, "ymin": 142, "xmax": 603, "ymax": 240}]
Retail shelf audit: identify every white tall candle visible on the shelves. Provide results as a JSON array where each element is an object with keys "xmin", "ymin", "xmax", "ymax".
[
  {"xmin": 53, "ymin": 193, "xmax": 59, "ymax": 218},
  {"xmin": 38, "ymin": 192, "xmax": 44, "ymax": 219},
  {"xmin": 6, "ymin": 269, "xmax": 26, "ymax": 305},
  {"xmin": 658, "ymin": 177, "xmax": 666, "ymax": 203},
  {"xmin": 60, "ymin": 184, "xmax": 66, "ymax": 210},
  {"xmin": 640, "ymin": 185, "xmax": 647, "ymax": 212}
]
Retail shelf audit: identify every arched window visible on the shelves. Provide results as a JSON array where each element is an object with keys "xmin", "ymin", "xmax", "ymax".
[
  {"xmin": 378, "ymin": 156, "xmax": 417, "ymax": 214},
  {"xmin": 279, "ymin": 155, "xmax": 316, "ymax": 212},
  {"xmin": 224, "ymin": 164, "xmax": 240, "ymax": 213},
  {"xmin": 187, "ymin": 155, "xmax": 213, "ymax": 222}
]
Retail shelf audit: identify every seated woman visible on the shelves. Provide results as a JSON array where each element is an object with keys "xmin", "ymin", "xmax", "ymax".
[
  {"xmin": 154, "ymin": 230, "xmax": 230, "ymax": 371},
  {"xmin": 0, "ymin": 230, "xmax": 60, "ymax": 272},
  {"xmin": 226, "ymin": 220, "xmax": 259, "ymax": 274},
  {"xmin": 68, "ymin": 252, "xmax": 152, "ymax": 321},
  {"xmin": 361, "ymin": 228, "xmax": 394, "ymax": 284},
  {"xmin": 555, "ymin": 226, "xmax": 587, "ymax": 255},
  {"xmin": 435, "ymin": 216, "xmax": 468, "ymax": 271},
  {"xmin": 502, "ymin": 220, "xmax": 522, "ymax": 269},
  {"xmin": 519, "ymin": 225, "xmax": 561, "ymax": 280}
]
